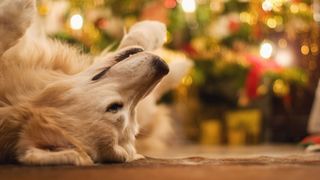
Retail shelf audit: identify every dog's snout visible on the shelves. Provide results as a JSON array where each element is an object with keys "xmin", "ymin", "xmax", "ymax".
[
  {"xmin": 152, "ymin": 56, "xmax": 169, "ymax": 75},
  {"xmin": 115, "ymin": 47, "xmax": 144, "ymax": 62}
]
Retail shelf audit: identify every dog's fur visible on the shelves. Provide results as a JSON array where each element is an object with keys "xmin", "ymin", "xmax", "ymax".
[
  {"xmin": 0, "ymin": 0, "xmax": 169, "ymax": 165},
  {"xmin": 136, "ymin": 51, "xmax": 193, "ymax": 153}
]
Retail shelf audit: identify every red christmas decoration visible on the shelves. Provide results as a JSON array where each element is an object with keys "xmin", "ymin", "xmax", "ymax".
[{"xmin": 244, "ymin": 54, "xmax": 281, "ymax": 99}]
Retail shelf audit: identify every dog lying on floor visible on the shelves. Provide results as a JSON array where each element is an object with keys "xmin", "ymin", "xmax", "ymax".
[{"xmin": 0, "ymin": 0, "xmax": 169, "ymax": 165}]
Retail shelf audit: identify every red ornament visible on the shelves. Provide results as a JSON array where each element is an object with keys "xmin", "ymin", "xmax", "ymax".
[
  {"xmin": 182, "ymin": 43, "xmax": 198, "ymax": 57},
  {"xmin": 228, "ymin": 20, "xmax": 240, "ymax": 33},
  {"xmin": 95, "ymin": 17, "xmax": 108, "ymax": 30},
  {"xmin": 164, "ymin": 0, "xmax": 177, "ymax": 9},
  {"xmin": 291, "ymin": 0, "xmax": 301, "ymax": 3},
  {"xmin": 244, "ymin": 54, "xmax": 281, "ymax": 99}
]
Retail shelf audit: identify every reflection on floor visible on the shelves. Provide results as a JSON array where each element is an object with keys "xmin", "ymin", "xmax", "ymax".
[{"xmin": 143, "ymin": 144, "xmax": 306, "ymax": 158}]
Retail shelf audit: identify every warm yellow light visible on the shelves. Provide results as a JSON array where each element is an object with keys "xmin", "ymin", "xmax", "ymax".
[
  {"xmin": 278, "ymin": 39, "xmax": 287, "ymax": 48},
  {"xmin": 275, "ymin": 16, "xmax": 283, "ymax": 25},
  {"xmin": 275, "ymin": 49, "xmax": 293, "ymax": 67},
  {"xmin": 262, "ymin": 0, "xmax": 273, "ymax": 11},
  {"xmin": 181, "ymin": 0, "xmax": 196, "ymax": 13},
  {"xmin": 267, "ymin": 18, "xmax": 277, "ymax": 28},
  {"xmin": 240, "ymin": 12, "xmax": 253, "ymax": 24},
  {"xmin": 260, "ymin": 41, "xmax": 273, "ymax": 59},
  {"xmin": 70, "ymin": 14, "xmax": 83, "ymax": 30},
  {"xmin": 257, "ymin": 85, "xmax": 268, "ymax": 96},
  {"xmin": 301, "ymin": 45, "xmax": 310, "ymax": 55},
  {"xmin": 182, "ymin": 75, "xmax": 193, "ymax": 86},
  {"xmin": 273, "ymin": 79, "xmax": 289, "ymax": 97},
  {"xmin": 298, "ymin": 3, "xmax": 308, "ymax": 12},
  {"xmin": 314, "ymin": 13, "xmax": 320, "ymax": 22},
  {"xmin": 272, "ymin": 0, "xmax": 285, "ymax": 8},
  {"xmin": 262, "ymin": 0, "xmax": 286, "ymax": 11},
  {"xmin": 290, "ymin": 4, "xmax": 299, "ymax": 13}
]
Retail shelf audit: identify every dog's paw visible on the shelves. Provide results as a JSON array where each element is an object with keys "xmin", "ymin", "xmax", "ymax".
[
  {"xmin": 112, "ymin": 145, "xmax": 130, "ymax": 162},
  {"xmin": 0, "ymin": 0, "xmax": 36, "ymax": 30},
  {"xmin": 74, "ymin": 152, "xmax": 94, "ymax": 166},
  {"xmin": 133, "ymin": 153, "xmax": 145, "ymax": 161},
  {"xmin": 130, "ymin": 21, "xmax": 167, "ymax": 50},
  {"xmin": 119, "ymin": 21, "xmax": 167, "ymax": 51},
  {"xmin": 18, "ymin": 148, "xmax": 94, "ymax": 166},
  {"xmin": 0, "ymin": 0, "xmax": 35, "ymax": 15},
  {"xmin": 0, "ymin": 0, "xmax": 36, "ymax": 55}
]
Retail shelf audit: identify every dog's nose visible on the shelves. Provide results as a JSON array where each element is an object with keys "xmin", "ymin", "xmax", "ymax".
[{"xmin": 152, "ymin": 56, "xmax": 169, "ymax": 75}]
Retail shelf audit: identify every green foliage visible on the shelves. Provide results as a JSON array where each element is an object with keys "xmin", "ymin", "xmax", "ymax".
[
  {"xmin": 221, "ymin": 23, "xmax": 253, "ymax": 47},
  {"xmin": 192, "ymin": 60, "xmax": 248, "ymax": 106},
  {"xmin": 223, "ymin": 0, "xmax": 249, "ymax": 14},
  {"xmin": 264, "ymin": 68, "xmax": 308, "ymax": 86}
]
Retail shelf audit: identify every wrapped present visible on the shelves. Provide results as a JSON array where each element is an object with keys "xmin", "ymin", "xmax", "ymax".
[
  {"xmin": 226, "ymin": 109, "xmax": 262, "ymax": 145},
  {"xmin": 200, "ymin": 120, "xmax": 222, "ymax": 145}
]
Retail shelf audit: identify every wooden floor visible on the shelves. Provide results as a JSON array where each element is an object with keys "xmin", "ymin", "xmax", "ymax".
[{"xmin": 1, "ymin": 145, "xmax": 320, "ymax": 180}]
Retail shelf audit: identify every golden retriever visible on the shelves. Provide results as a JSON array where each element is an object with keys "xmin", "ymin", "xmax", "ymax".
[{"xmin": 0, "ymin": 0, "xmax": 169, "ymax": 165}]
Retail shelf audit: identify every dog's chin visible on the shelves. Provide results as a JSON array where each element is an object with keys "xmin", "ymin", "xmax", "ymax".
[
  {"xmin": 132, "ymin": 78, "xmax": 161, "ymax": 106},
  {"xmin": 127, "ymin": 55, "xmax": 169, "ymax": 104}
]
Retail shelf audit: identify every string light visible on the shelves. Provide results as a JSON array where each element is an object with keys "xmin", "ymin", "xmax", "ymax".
[
  {"xmin": 290, "ymin": 4, "xmax": 299, "ymax": 14},
  {"xmin": 314, "ymin": 13, "xmax": 320, "ymax": 22},
  {"xmin": 278, "ymin": 39, "xmax": 287, "ymax": 48},
  {"xmin": 298, "ymin": 3, "xmax": 308, "ymax": 12},
  {"xmin": 240, "ymin": 12, "xmax": 253, "ymax": 25},
  {"xmin": 275, "ymin": 49, "xmax": 293, "ymax": 67},
  {"xmin": 267, "ymin": 18, "xmax": 277, "ymax": 28},
  {"xmin": 273, "ymin": 79, "xmax": 289, "ymax": 97},
  {"xmin": 301, "ymin": 45, "xmax": 310, "ymax": 55},
  {"xmin": 314, "ymin": 0, "xmax": 320, "ymax": 22},
  {"xmin": 262, "ymin": 0, "xmax": 273, "ymax": 11},
  {"xmin": 210, "ymin": 1, "xmax": 223, "ymax": 13},
  {"xmin": 181, "ymin": 0, "xmax": 196, "ymax": 13},
  {"xmin": 70, "ymin": 14, "xmax": 83, "ymax": 30},
  {"xmin": 260, "ymin": 41, "xmax": 273, "ymax": 59}
]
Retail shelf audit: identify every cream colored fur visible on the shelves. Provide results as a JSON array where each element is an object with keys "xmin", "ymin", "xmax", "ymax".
[
  {"xmin": 136, "ymin": 57, "xmax": 193, "ymax": 152},
  {"xmin": 0, "ymin": 0, "xmax": 168, "ymax": 165}
]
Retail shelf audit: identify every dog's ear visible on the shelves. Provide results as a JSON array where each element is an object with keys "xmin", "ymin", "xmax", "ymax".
[{"xmin": 118, "ymin": 21, "xmax": 167, "ymax": 51}]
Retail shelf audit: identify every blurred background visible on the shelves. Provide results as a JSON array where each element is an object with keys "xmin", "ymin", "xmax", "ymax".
[{"xmin": 36, "ymin": 0, "xmax": 320, "ymax": 146}]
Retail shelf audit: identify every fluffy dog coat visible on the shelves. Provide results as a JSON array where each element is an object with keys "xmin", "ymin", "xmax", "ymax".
[{"xmin": 0, "ymin": 0, "xmax": 169, "ymax": 165}]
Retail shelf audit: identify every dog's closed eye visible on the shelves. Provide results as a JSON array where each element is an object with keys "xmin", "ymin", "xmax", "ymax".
[
  {"xmin": 92, "ymin": 67, "xmax": 110, "ymax": 81},
  {"xmin": 115, "ymin": 47, "xmax": 144, "ymax": 62},
  {"xmin": 106, "ymin": 102, "xmax": 123, "ymax": 113}
]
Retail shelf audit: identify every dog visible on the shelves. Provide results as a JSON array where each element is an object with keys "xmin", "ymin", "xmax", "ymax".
[{"xmin": 0, "ymin": 0, "xmax": 168, "ymax": 165}]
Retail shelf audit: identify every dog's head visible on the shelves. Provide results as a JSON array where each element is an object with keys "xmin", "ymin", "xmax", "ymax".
[{"xmin": 32, "ymin": 46, "xmax": 169, "ymax": 142}]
